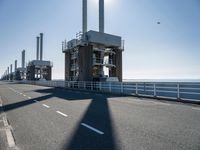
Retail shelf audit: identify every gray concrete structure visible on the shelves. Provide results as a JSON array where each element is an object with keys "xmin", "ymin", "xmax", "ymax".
[
  {"xmin": 15, "ymin": 50, "xmax": 26, "ymax": 80},
  {"xmin": 82, "ymin": 0, "xmax": 87, "ymax": 33},
  {"xmin": 99, "ymin": 0, "xmax": 104, "ymax": 33},
  {"xmin": 36, "ymin": 36, "xmax": 40, "ymax": 60},
  {"xmin": 62, "ymin": 0, "xmax": 124, "ymax": 82},
  {"xmin": 40, "ymin": 33, "xmax": 43, "ymax": 61},
  {"xmin": 15, "ymin": 60, "xmax": 17, "ymax": 71},
  {"xmin": 26, "ymin": 33, "xmax": 52, "ymax": 81},
  {"xmin": 22, "ymin": 50, "xmax": 25, "ymax": 69}
]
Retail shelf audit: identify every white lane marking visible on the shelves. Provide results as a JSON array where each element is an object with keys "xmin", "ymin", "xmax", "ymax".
[
  {"xmin": 1, "ymin": 104, "xmax": 16, "ymax": 148},
  {"xmin": 33, "ymin": 100, "xmax": 38, "ymax": 103},
  {"xmin": 23, "ymin": 94, "xmax": 26, "ymax": 97},
  {"xmin": 3, "ymin": 116, "xmax": 9, "ymax": 127},
  {"xmin": 152, "ymin": 101, "xmax": 171, "ymax": 106},
  {"xmin": 81, "ymin": 123, "xmax": 104, "ymax": 135},
  {"xmin": 28, "ymin": 97, "xmax": 32, "ymax": 99},
  {"xmin": 20, "ymin": 93, "xmax": 23, "ymax": 95},
  {"xmin": 56, "ymin": 111, "xmax": 68, "ymax": 117},
  {"xmin": 5, "ymin": 128, "xmax": 16, "ymax": 147},
  {"xmin": 42, "ymin": 104, "xmax": 50, "ymax": 108},
  {"xmin": 192, "ymin": 107, "xmax": 200, "ymax": 111},
  {"xmin": 8, "ymin": 87, "xmax": 20, "ymax": 94}
]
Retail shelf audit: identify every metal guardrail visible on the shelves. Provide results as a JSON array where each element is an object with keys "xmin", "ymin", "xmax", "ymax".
[{"xmin": 19, "ymin": 80, "xmax": 200, "ymax": 101}]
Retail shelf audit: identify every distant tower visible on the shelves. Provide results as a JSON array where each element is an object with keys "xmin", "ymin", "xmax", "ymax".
[{"xmin": 26, "ymin": 33, "xmax": 52, "ymax": 81}]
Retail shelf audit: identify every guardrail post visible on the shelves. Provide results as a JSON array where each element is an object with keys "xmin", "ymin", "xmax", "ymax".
[
  {"xmin": 177, "ymin": 83, "xmax": 180, "ymax": 99},
  {"xmin": 136, "ymin": 83, "xmax": 138, "ymax": 95},
  {"xmin": 99, "ymin": 82, "xmax": 102, "ymax": 91},
  {"xmin": 84, "ymin": 82, "xmax": 86, "ymax": 89},
  {"xmin": 121, "ymin": 82, "xmax": 123, "ymax": 93},
  {"xmin": 154, "ymin": 83, "xmax": 156, "ymax": 97},
  {"xmin": 68, "ymin": 82, "xmax": 70, "ymax": 88},
  {"xmin": 109, "ymin": 82, "xmax": 112, "ymax": 93},
  {"xmin": 91, "ymin": 82, "xmax": 93, "ymax": 91}
]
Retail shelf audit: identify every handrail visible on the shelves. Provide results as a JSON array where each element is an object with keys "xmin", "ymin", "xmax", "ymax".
[{"xmin": 19, "ymin": 80, "xmax": 200, "ymax": 101}]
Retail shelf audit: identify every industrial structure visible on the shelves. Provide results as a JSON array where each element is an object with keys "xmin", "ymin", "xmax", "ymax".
[
  {"xmin": 15, "ymin": 50, "xmax": 26, "ymax": 80},
  {"xmin": 1, "ymin": 50, "xmax": 26, "ymax": 81},
  {"xmin": 62, "ymin": 0, "xmax": 124, "ymax": 82},
  {"xmin": 26, "ymin": 33, "xmax": 52, "ymax": 81}
]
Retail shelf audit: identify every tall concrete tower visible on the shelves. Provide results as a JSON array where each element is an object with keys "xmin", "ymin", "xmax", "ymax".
[{"xmin": 62, "ymin": 0, "xmax": 124, "ymax": 82}]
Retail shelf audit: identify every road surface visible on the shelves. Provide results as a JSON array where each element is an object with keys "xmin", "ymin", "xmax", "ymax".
[{"xmin": 0, "ymin": 81, "xmax": 200, "ymax": 150}]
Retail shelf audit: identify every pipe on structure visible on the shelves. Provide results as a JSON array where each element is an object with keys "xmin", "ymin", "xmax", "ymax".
[
  {"xmin": 22, "ymin": 50, "xmax": 25, "ymax": 68},
  {"xmin": 15, "ymin": 60, "xmax": 17, "ymax": 71},
  {"xmin": 36, "ymin": 36, "xmax": 40, "ymax": 60},
  {"xmin": 99, "ymin": 0, "xmax": 104, "ymax": 33},
  {"xmin": 40, "ymin": 33, "xmax": 43, "ymax": 61},
  {"xmin": 82, "ymin": 0, "xmax": 87, "ymax": 33}
]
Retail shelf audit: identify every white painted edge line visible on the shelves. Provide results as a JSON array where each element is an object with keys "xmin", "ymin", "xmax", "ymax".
[
  {"xmin": 33, "ymin": 100, "xmax": 38, "ymax": 103},
  {"xmin": 81, "ymin": 123, "xmax": 104, "ymax": 135},
  {"xmin": 192, "ymin": 107, "xmax": 200, "ymax": 111},
  {"xmin": 56, "ymin": 111, "xmax": 68, "ymax": 117},
  {"xmin": 42, "ymin": 104, "xmax": 50, "ymax": 108},
  {"xmin": 3, "ymin": 116, "xmax": 16, "ymax": 147},
  {"xmin": 5, "ymin": 128, "xmax": 15, "ymax": 147},
  {"xmin": 3, "ymin": 116, "xmax": 9, "ymax": 127},
  {"xmin": 0, "ymin": 96, "xmax": 2, "ymax": 107}
]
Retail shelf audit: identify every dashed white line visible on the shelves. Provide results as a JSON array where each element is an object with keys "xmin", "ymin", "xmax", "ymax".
[
  {"xmin": 192, "ymin": 107, "xmax": 200, "ymax": 111},
  {"xmin": 28, "ymin": 97, "xmax": 32, "ymax": 99},
  {"xmin": 20, "ymin": 93, "xmax": 23, "ymax": 95},
  {"xmin": 23, "ymin": 94, "xmax": 27, "ymax": 97},
  {"xmin": 56, "ymin": 111, "xmax": 68, "ymax": 117},
  {"xmin": 42, "ymin": 104, "xmax": 50, "ymax": 108},
  {"xmin": 81, "ymin": 123, "xmax": 104, "ymax": 135}
]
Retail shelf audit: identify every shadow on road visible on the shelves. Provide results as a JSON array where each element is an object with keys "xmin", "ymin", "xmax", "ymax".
[{"xmin": 3, "ymin": 85, "xmax": 120, "ymax": 150}]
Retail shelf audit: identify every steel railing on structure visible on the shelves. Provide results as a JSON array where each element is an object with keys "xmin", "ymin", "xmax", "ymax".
[{"xmin": 19, "ymin": 80, "xmax": 200, "ymax": 101}]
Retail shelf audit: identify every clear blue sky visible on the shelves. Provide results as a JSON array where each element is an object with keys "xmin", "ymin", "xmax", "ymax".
[{"xmin": 0, "ymin": 0, "xmax": 200, "ymax": 79}]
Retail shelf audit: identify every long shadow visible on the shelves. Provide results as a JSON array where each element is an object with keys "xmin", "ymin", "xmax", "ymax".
[
  {"xmin": 63, "ymin": 95, "xmax": 118, "ymax": 150},
  {"xmin": 2, "ymin": 86, "xmax": 120, "ymax": 150},
  {"xmin": 3, "ymin": 94, "xmax": 53, "ymax": 112}
]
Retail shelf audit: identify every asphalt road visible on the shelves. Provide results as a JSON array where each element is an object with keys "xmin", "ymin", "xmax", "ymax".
[{"xmin": 0, "ymin": 81, "xmax": 200, "ymax": 150}]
